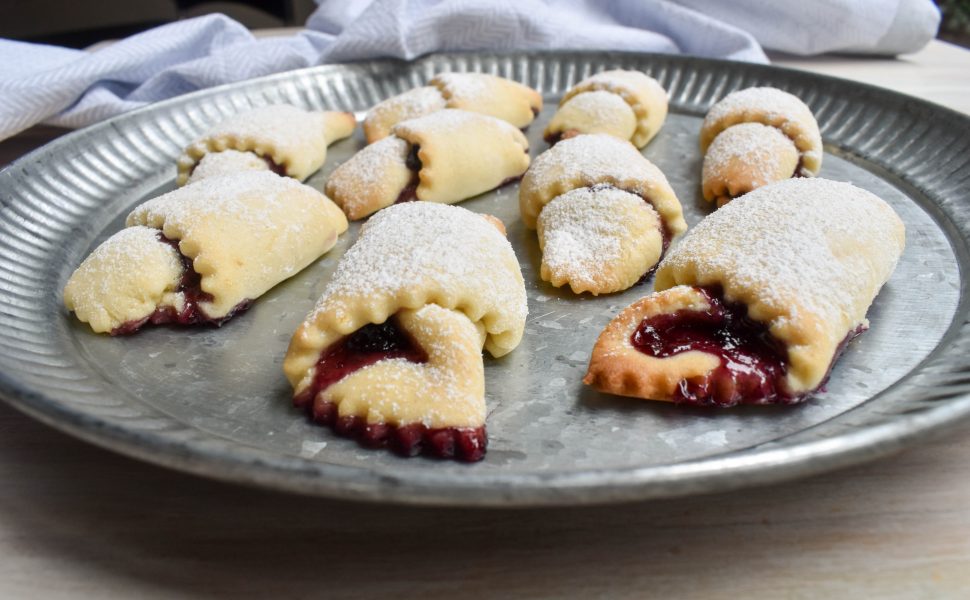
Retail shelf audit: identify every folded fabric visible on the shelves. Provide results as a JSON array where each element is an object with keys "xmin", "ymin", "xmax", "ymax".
[{"xmin": 0, "ymin": 0, "xmax": 940, "ymax": 142}]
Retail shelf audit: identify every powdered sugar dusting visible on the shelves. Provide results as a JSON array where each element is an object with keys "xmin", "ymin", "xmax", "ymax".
[
  {"xmin": 660, "ymin": 178, "xmax": 905, "ymax": 332},
  {"xmin": 364, "ymin": 86, "xmax": 447, "ymax": 131},
  {"xmin": 131, "ymin": 171, "xmax": 315, "ymax": 233},
  {"xmin": 205, "ymin": 105, "xmax": 323, "ymax": 150},
  {"xmin": 527, "ymin": 133, "xmax": 650, "ymax": 189},
  {"xmin": 395, "ymin": 108, "xmax": 520, "ymax": 139},
  {"xmin": 703, "ymin": 122, "xmax": 798, "ymax": 188},
  {"xmin": 311, "ymin": 203, "xmax": 527, "ymax": 343},
  {"xmin": 327, "ymin": 136, "xmax": 409, "ymax": 197},
  {"xmin": 705, "ymin": 87, "xmax": 812, "ymax": 128},
  {"xmin": 433, "ymin": 73, "xmax": 492, "ymax": 104},
  {"xmin": 186, "ymin": 150, "xmax": 270, "ymax": 184},
  {"xmin": 539, "ymin": 187, "xmax": 654, "ymax": 286}
]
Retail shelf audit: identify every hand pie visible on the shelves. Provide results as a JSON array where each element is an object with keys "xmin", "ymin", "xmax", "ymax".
[
  {"xmin": 700, "ymin": 87, "xmax": 822, "ymax": 206},
  {"xmin": 176, "ymin": 105, "xmax": 356, "ymax": 186},
  {"xmin": 326, "ymin": 109, "xmax": 531, "ymax": 221},
  {"xmin": 363, "ymin": 72, "xmax": 542, "ymax": 143},
  {"xmin": 283, "ymin": 202, "xmax": 528, "ymax": 461},
  {"xmin": 519, "ymin": 134, "xmax": 686, "ymax": 295},
  {"xmin": 544, "ymin": 70, "xmax": 668, "ymax": 148},
  {"xmin": 64, "ymin": 171, "xmax": 348, "ymax": 334},
  {"xmin": 584, "ymin": 178, "xmax": 905, "ymax": 407}
]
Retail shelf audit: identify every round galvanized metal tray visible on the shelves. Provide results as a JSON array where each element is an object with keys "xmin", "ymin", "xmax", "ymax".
[{"xmin": 0, "ymin": 52, "xmax": 968, "ymax": 506}]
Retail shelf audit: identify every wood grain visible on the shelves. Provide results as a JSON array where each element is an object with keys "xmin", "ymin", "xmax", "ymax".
[{"xmin": 1, "ymin": 39, "xmax": 969, "ymax": 599}]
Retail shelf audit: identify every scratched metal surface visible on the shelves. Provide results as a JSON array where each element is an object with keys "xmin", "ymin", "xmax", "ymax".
[{"xmin": 0, "ymin": 52, "xmax": 968, "ymax": 505}]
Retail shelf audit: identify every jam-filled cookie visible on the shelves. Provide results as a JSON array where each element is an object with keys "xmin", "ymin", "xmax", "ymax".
[
  {"xmin": 326, "ymin": 109, "xmax": 531, "ymax": 221},
  {"xmin": 284, "ymin": 202, "xmax": 527, "ymax": 461},
  {"xmin": 176, "ymin": 105, "xmax": 355, "ymax": 186},
  {"xmin": 584, "ymin": 178, "xmax": 905, "ymax": 407},
  {"xmin": 519, "ymin": 134, "xmax": 686, "ymax": 295},
  {"xmin": 700, "ymin": 87, "xmax": 822, "ymax": 206},
  {"xmin": 363, "ymin": 72, "xmax": 542, "ymax": 143},
  {"xmin": 544, "ymin": 70, "xmax": 668, "ymax": 148},
  {"xmin": 64, "ymin": 171, "xmax": 348, "ymax": 334}
]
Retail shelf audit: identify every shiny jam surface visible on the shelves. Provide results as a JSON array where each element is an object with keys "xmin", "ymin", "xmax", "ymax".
[
  {"xmin": 111, "ymin": 234, "xmax": 249, "ymax": 335},
  {"xmin": 307, "ymin": 319, "xmax": 429, "ymax": 393},
  {"xmin": 293, "ymin": 318, "xmax": 488, "ymax": 462},
  {"xmin": 631, "ymin": 287, "xmax": 793, "ymax": 407}
]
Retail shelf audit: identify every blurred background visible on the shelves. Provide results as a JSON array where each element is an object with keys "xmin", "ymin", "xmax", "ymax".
[
  {"xmin": 0, "ymin": 0, "xmax": 317, "ymax": 47},
  {"xmin": 2, "ymin": 0, "xmax": 967, "ymax": 49}
]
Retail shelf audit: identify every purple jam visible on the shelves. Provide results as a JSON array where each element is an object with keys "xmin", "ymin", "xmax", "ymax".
[
  {"xmin": 395, "ymin": 144, "xmax": 422, "ymax": 204},
  {"xmin": 263, "ymin": 156, "xmax": 287, "ymax": 177},
  {"xmin": 110, "ymin": 234, "xmax": 250, "ymax": 335},
  {"xmin": 631, "ymin": 287, "xmax": 792, "ymax": 407},
  {"xmin": 291, "ymin": 317, "xmax": 488, "ymax": 462},
  {"xmin": 305, "ymin": 318, "xmax": 429, "ymax": 393},
  {"xmin": 394, "ymin": 143, "xmax": 527, "ymax": 205}
]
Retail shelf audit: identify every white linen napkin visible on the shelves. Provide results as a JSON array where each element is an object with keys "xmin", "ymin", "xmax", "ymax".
[{"xmin": 0, "ymin": 0, "xmax": 940, "ymax": 142}]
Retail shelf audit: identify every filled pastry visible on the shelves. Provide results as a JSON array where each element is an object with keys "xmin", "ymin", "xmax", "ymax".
[
  {"xmin": 176, "ymin": 104, "xmax": 356, "ymax": 186},
  {"xmin": 544, "ymin": 70, "xmax": 668, "ymax": 148},
  {"xmin": 326, "ymin": 109, "xmax": 531, "ymax": 221},
  {"xmin": 283, "ymin": 202, "xmax": 528, "ymax": 461},
  {"xmin": 584, "ymin": 178, "xmax": 905, "ymax": 407},
  {"xmin": 363, "ymin": 72, "xmax": 542, "ymax": 143},
  {"xmin": 64, "ymin": 171, "xmax": 348, "ymax": 334},
  {"xmin": 519, "ymin": 134, "xmax": 686, "ymax": 295},
  {"xmin": 700, "ymin": 87, "xmax": 822, "ymax": 206}
]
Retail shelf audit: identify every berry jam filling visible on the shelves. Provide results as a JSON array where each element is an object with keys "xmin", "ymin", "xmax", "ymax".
[
  {"xmin": 292, "ymin": 317, "xmax": 488, "ymax": 462},
  {"xmin": 110, "ymin": 234, "xmax": 251, "ymax": 335},
  {"xmin": 631, "ymin": 287, "xmax": 793, "ymax": 407},
  {"xmin": 395, "ymin": 144, "xmax": 423, "ymax": 204},
  {"xmin": 394, "ymin": 144, "xmax": 526, "ymax": 205},
  {"xmin": 263, "ymin": 156, "xmax": 287, "ymax": 176}
]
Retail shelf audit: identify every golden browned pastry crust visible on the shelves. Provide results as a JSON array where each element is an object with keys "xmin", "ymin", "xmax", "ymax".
[
  {"xmin": 519, "ymin": 134, "xmax": 685, "ymax": 295},
  {"xmin": 545, "ymin": 70, "xmax": 668, "ymax": 148},
  {"xmin": 362, "ymin": 73, "xmax": 542, "ymax": 143},
  {"xmin": 583, "ymin": 286, "xmax": 720, "ymax": 400},
  {"xmin": 283, "ymin": 202, "xmax": 527, "ymax": 427},
  {"xmin": 176, "ymin": 105, "xmax": 355, "ymax": 186},
  {"xmin": 536, "ymin": 186, "xmax": 663, "ymax": 295},
  {"xmin": 326, "ymin": 109, "xmax": 530, "ymax": 220},
  {"xmin": 64, "ymin": 171, "xmax": 348, "ymax": 333},
  {"xmin": 700, "ymin": 87, "xmax": 822, "ymax": 204},
  {"xmin": 586, "ymin": 178, "xmax": 906, "ymax": 402},
  {"xmin": 702, "ymin": 122, "xmax": 800, "ymax": 206},
  {"xmin": 519, "ymin": 134, "xmax": 685, "ymax": 234}
]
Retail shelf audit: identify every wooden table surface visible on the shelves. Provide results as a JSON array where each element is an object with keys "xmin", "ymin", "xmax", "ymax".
[{"xmin": 1, "ymin": 40, "xmax": 969, "ymax": 599}]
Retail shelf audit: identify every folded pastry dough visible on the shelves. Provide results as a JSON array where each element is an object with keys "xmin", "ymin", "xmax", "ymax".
[
  {"xmin": 64, "ymin": 171, "xmax": 348, "ymax": 334},
  {"xmin": 284, "ymin": 202, "xmax": 528, "ymax": 461},
  {"xmin": 700, "ymin": 87, "xmax": 822, "ymax": 205},
  {"xmin": 544, "ymin": 70, "xmax": 668, "ymax": 148},
  {"xmin": 176, "ymin": 105, "xmax": 356, "ymax": 186},
  {"xmin": 363, "ymin": 72, "xmax": 542, "ymax": 143},
  {"xmin": 326, "ymin": 109, "xmax": 531, "ymax": 221},
  {"xmin": 520, "ymin": 134, "xmax": 686, "ymax": 294},
  {"xmin": 584, "ymin": 178, "xmax": 905, "ymax": 407}
]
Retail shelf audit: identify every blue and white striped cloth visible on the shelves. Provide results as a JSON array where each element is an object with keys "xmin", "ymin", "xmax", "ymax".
[{"xmin": 0, "ymin": 0, "xmax": 940, "ymax": 141}]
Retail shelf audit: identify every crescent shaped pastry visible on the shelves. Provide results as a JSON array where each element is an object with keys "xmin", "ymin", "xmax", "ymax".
[
  {"xmin": 64, "ymin": 171, "xmax": 348, "ymax": 334},
  {"xmin": 544, "ymin": 70, "xmax": 668, "ymax": 148},
  {"xmin": 700, "ymin": 87, "xmax": 822, "ymax": 205},
  {"xmin": 519, "ymin": 134, "xmax": 686, "ymax": 294},
  {"xmin": 363, "ymin": 73, "xmax": 542, "ymax": 143},
  {"xmin": 176, "ymin": 105, "xmax": 356, "ymax": 186},
  {"xmin": 584, "ymin": 178, "xmax": 905, "ymax": 407},
  {"xmin": 283, "ymin": 202, "xmax": 528, "ymax": 461},
  {"xmin": 326, "ymin": 109, "xmax": 531, "ymax": 221}
]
